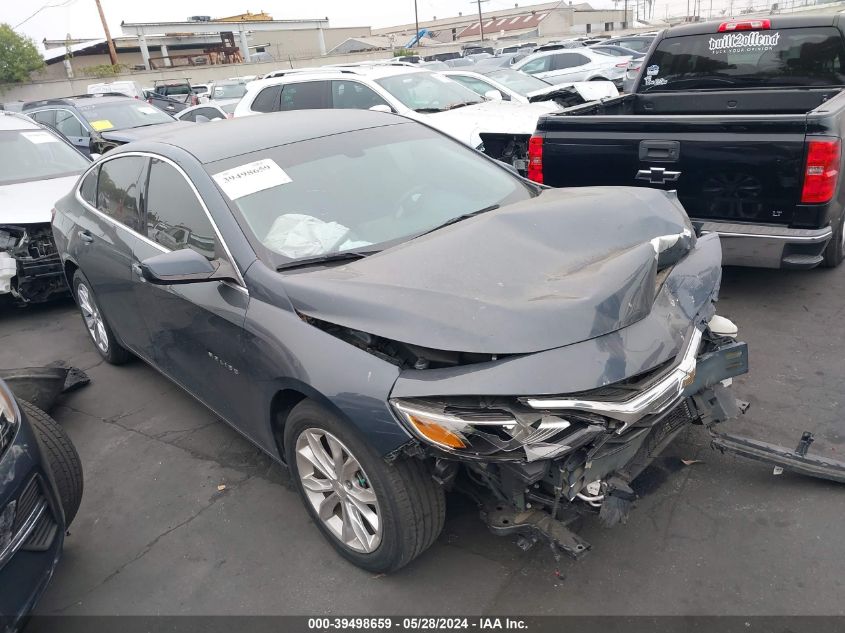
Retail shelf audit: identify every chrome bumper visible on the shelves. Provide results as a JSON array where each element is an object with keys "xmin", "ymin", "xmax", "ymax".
[{"xmin": 698, "ymin": 221, "xmax": 832, "ymax": 269}]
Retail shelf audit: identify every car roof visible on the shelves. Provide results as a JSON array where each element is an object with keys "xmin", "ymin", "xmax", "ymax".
[
  {"xmin": 23, "ymin": 94, "xmax": 133, "ymax": 109},
  {"xmin": 250, "ymin": 64, "xmax": 427, "ymax": 89},
  {"xmin": 114, "ymin": 109, "xmax": 409, "ymax": 164},
  {"xmin": 0, "ymin": 111, "xmax": 40, "ymax": 130}
]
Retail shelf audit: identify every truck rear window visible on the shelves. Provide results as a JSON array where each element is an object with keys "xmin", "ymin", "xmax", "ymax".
[{"xmin": 641, "ymin": 26, "xmax": 845, "ymax": 91}]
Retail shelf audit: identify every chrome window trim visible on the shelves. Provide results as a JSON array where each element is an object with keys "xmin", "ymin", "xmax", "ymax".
[
  {"xmin": 525, "ymin": 327, "xmax": 703, "ymax": 433},
  {"xmin": 74, "ymin": 151, "xmax": 248, "ymax": 292},
  {"xmin": 28, "ymin": 107, "xmax": 90, "ymax": 138}
]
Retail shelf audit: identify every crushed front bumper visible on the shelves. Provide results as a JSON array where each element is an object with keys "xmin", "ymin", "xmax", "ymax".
[{"xmin": 0, "ymin": 224, "xmax": 67, "ymax": 303}]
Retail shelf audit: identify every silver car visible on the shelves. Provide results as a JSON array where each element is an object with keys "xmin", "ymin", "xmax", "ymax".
[{"xmin": 513, "ymin": 48, "xmax": 630, "ymax": 87}]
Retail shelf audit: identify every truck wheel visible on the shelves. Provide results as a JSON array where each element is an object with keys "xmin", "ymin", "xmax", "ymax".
[
  {"xmin": 72, "ymin": 270, "xmax": 132, "ymax": 364},
  {"xmin": 21, "ymin": 401, "xmax": 84, "ymax": 527},
  {"xmin": 823, "ymin": 214, "xmax": 845, "ymax": 268},
  {"xmin": 284, "ymin": 400, "xmax": 445, "ymax": 573}
]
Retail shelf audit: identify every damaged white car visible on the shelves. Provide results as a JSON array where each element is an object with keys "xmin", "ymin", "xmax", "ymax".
[{"xmin": 0, "ymin": 112, "xmax": 90, "ymax": 303}]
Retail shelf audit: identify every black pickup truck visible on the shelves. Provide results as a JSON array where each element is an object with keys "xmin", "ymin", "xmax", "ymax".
[{"xmin": 528, "ymin": 15, "xmax": 845, "ymax": 269}]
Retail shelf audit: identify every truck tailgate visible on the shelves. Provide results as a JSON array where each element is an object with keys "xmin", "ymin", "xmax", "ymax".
[{"xmin": 542, "ymin": 114, "xmax": 808, "ymax": 224}]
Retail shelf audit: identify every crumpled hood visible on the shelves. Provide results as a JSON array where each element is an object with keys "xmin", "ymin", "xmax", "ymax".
[
  {"xmin": 414, "ymin": 100, "xmax": 547, "ymax": 145},
  {"xmin": 527, "ymin": 81, "xmax": 619, "ymax": 103},
  {"xmin": 282, "ymin": 187, "xmax": 697, "ymax": 355},
  {"xmin": 0, "ymin": 175, "xmax": 80, "ymax": 225}
]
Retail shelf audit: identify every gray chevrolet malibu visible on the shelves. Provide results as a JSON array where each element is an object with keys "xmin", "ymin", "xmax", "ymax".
[{"xmin": 52, "ymin": 110, "xmax": 748, "ymax": 572}]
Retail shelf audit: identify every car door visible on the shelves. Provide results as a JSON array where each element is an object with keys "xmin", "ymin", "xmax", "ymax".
[
  {"xmin": 331, "ymin": 80, "xmax": 394, "ymax": 109},
  {"xmin": 130, "ymin": 156, "xmax": 251, "ymax": 424},
  {"xmin": 53, "ymin": 108, "xmax": 91, "ymax": 154},
  {"xmin": 71, "ymin": 156, "xmax": 152, "ymax": 352},
  {"xmin": 278, "ymin": 80, "xmax": 331, "ymax": 111}
]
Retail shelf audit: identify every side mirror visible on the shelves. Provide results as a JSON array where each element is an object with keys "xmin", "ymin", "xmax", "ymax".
[
  {"xmin": 368, "ymin": 104, "xmax": 392, "ymax": 113},
  {"xmin": 139, "ymin": 249, "xmax": 228, "ymax": 285},
  {"xmin": 484, "ymin": 89, "xmax": 503, "ymax": 101}
]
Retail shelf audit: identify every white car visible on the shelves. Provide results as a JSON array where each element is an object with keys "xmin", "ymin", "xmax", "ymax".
[
  {"xmin": 175, "ymin": 99, "xmax": 240, "ymax": 122},
  {"xmin": 0, "ymin": 113, "xmax": 91, "ymax": 302},
  {"xmin": 234, "ymin": 65, "xmax": 554, "ymax": 171},
  {"xmin": 87, "ymin": 80, "xmax": 146, "ymax": 100},
  {"xmin": 513, "ymin": 48, "xmax": 630, "ymax": 87},
  {"xmin": 442, "ymin": 68, "xmax": 618, "ymax": 105}
]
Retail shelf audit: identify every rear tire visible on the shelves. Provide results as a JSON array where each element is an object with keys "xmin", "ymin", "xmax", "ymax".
[
  {"xmin": 284, "ymin": 400, "xmax": 445, "ymax": 573},
  {"xmin": 72, "ymin": 270, "xmax": 132, "ymax": 364},
  {"xmin": 823, "ymin": 213, "xmax": 845, "ymax": 268},
  {"xmin": 21, "ymin": 401, "xmax": 83, "ymax": 527}
]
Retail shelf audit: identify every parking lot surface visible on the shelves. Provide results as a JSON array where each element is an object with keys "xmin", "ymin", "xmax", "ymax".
[{"xmin": 2, "ymin": 265, "xmax": 844, "ymax": 616}]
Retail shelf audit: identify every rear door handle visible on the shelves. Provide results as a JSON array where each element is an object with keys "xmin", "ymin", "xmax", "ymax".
[{"xmin": 77, "ymin": 230, "xmax": 94, "ymax": 244}]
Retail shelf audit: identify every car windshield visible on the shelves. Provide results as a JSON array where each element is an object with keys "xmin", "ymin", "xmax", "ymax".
[
  {"xmin": 206, "ymin": 122, "xmax": 534, "ymax": 265},
  {"xmin": 76, "ymin": 100, "xmax": 174, "ymax": 131},
  {"xmin": 221, "ymin": 102, "xmax": 239, "ymax": 114},
  {"xmin": 642, "ymin": 27, "xmax": 845, "ymax": 92},
  {"xmin": 0, "ymin": 129, "xmax": 89, "ymax": 185},
  {"xmin": 485, "ymin": 69, "xmax": 551, "ymax": 94},
  {"xmin": 212, "ymin": 83, "xmax": 247, "ymax": 99},
  {"xmin": 375, "ymin": 72, "xmax": 484, "ymax": 112}
]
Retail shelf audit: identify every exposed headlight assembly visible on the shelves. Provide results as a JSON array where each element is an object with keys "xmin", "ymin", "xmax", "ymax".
[{"xmin": 391, "ymin": 399, "xmax": 583, "ymax": 461}]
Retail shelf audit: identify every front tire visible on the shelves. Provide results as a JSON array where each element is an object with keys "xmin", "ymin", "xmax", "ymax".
[
  {"xmin": 284, "ymin": 400, "xmax": 445, "ymax": 573},
  {"xmin": 72, "ymin": 270, "xmax": 132, "ymax": 364},
  {"xmin": 21, "ymin": 401, "xmax": 84, "ymax": 526}
]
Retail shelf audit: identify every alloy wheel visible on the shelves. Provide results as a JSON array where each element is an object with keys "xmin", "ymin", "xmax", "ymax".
[
  {"xmin": 295, "ymin": 428, "xmax": 382, "ymax": 553},
  {"xmin": 77, "ymin": 282, "xmax": 109, "ymax": 354}
]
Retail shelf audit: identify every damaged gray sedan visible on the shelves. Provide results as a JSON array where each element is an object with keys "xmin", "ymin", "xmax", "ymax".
[{"xmin": 52, "ymin": 110, "xmax": 748, "ymax": 572}]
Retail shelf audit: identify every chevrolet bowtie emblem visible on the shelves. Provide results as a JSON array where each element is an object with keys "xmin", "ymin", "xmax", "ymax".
[{"xmin": 636, "ymin": 167, "xmax": 681, "ymax": 185}]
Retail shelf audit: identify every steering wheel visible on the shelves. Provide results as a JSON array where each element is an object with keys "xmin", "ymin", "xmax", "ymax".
[{"xmin": 396, "ymin": 185, "xmax": 428, "ymax": 219}]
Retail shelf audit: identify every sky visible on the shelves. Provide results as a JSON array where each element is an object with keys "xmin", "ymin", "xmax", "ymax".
[{"xmin": 4, "ymin": 0, "xmax": 757, "ymax": 49}]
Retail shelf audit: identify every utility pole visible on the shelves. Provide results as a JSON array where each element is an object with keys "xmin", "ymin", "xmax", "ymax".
[
  {"xmin": 623, "ymin": 0, "xmax": 628, "ymax": 29},
  {"xmin": 472, "ymin": 0, "xmax": 490, "ymax": 41},
  {"xmin": 94, "ymin": 0, "xmax": 118, "ymax": 65},
  {"xmin": 414, "ymin": 0, "xmax": 419, "ymax": 47}
]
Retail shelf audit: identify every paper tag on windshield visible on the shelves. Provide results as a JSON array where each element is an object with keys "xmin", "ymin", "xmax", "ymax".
[
  {"xmin": 212, "ymin": 159, "xmax": 291, "ymax": 199},
  {"xmin": 137, "ymin": 105, "xmax": 158, "ymax": 114},
  {"xmin": 90, "ymin": 120, "xmax": 114, "ymax": 131},
  {"xmin": 21, "ymin": 131, "xmax": 60, "ymax": 144}
]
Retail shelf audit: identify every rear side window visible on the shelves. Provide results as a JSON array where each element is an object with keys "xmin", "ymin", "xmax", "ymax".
[
  {"xmin": 643, "ymin": 27, "xmax": 845, "ymax": 91},
  {"xmin": 251, "ymin": 84, "xmax": 283, "ymax": 112},
  {"xmin": 279, "ymin": 81, "xmax": 330, "ymax": 110},
  {"xmin": 146, "ymin": 159, "xmax": 219, "ymax": 261},
  {"xmin": 55, "ymin": 110, "xmax": 87, "ymax": 137},
  {"xmin": 96, "ymin": 156, "xmax": 147, "ymax": 233},
  {"xmin": 79, "ymin": 168, "xmax": 98, "ymax": 206},
  {"xmin": 617, "ymin": 39, "xmax": 650, "ymax": 52},
  {"xmin": 553, "ymin": 53, "xmax": 590, "ymax": 70},
  {"xmin": 29, "ymin": 110, "xmax": 56, "ymax": 127}
]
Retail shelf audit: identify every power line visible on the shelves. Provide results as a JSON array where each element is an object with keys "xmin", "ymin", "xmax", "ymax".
[{"xmin": 13, "ymin": 0, "xmax": 77, "ymax": 29}]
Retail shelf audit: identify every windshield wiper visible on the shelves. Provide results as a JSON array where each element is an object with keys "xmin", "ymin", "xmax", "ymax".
[
  {"xmin": 444, "ymin": 101, "xmax": 481, "ymax": 110},
  {"xmin": 414, "ymin": 107, "xmax": 447, "ymax": 113},
  {"xmin": 416, "ymin": 204, "xmax": 500, "ymax": 238},
  {"xmin": 276, "ymin": 250, "xmax": 376, "ymax": 271}
]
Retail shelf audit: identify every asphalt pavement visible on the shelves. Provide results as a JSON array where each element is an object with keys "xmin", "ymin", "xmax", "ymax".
[{"xmin": 2, "ymin": 264, "xmax": 843, "ymax": 616}]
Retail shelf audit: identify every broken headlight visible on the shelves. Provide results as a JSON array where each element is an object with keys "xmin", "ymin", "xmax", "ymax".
[{"xmin": 391, "ymin": 398, "xmax": 577, "ymax": 460}]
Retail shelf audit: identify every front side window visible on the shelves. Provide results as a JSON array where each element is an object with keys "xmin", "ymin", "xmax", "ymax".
[
  {"xmin": 643, "ymin": 27, "xmax": 845, "ymax": 91},
  {"xmin": 212, "ymin": 83, "xmax": 247, "ymax": 100},
  {"xmin": 54, "ymin": 109, "xmax": 88, "ymax": 137},
  {"xmin": 279, "ymin": 81, "xmax": 330, "ymax": 111},
  {"xmin": 146, "ymin": 159, "xmax": 219, "ymax": 261},
  {"xmin": 448, "ymin": 75, "xmax": 505, "ymax": 99},
  {"xmin": 375, "ymin": 72, "xmax": 483, "ymax": 112},
  {"xmin": 486, "ymin": 69, "xmax": 550, "ymax": 95},
  {"xmin": 331, "ymin": 81, "xmax": 391, "ymax": 109},
  {"xmin": 619, "ymin": 39, "xmax": 650, "ymax": 52},
  {"xmin": 0, "ymin": 129, "xmax": 90, "ymax": 186},
  {"xmin": 96, "ymin": 156, "xmax": 147, "ymax": 232},
  {"xmin": 207, "ymin": 122, "xmax": 535, "ymax": 265},
  {"xmin": 517, "ymin": 55, "xmax": 551, "ymax": 74}
]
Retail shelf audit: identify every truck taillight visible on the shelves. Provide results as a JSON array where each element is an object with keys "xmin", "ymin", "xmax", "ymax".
[
  {"xmin": 718, "ymin": 19, "xmax": 771, "ymax": 31},
  {"xmin": 527, "ymin": 135, "xmax": 544, "ymax": 184},
  {"xmin": 801, "ymin": 138, "xmax": 841, "ymax": 204}
]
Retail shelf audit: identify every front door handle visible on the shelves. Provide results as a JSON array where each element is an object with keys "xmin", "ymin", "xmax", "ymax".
[{"xmin": 77, "ymin": 230, "xmax": 94, "ymax": 244}]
